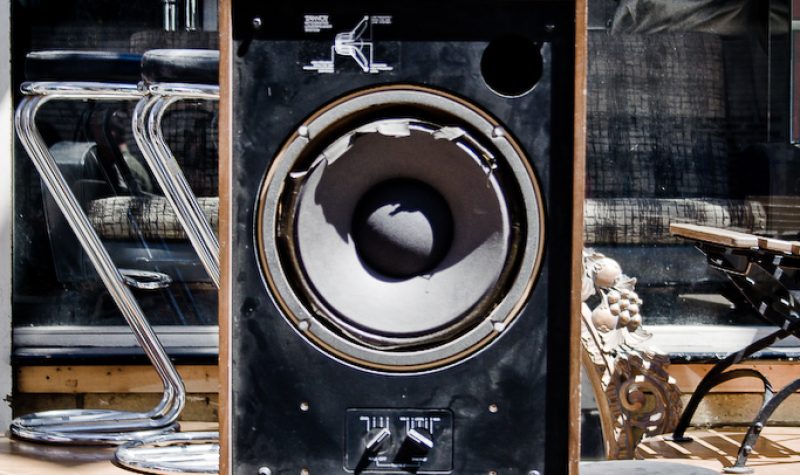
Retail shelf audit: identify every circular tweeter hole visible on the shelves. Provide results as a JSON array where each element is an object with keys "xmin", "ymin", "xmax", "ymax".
[{"xmin": 481, "ymin": 35, "xmax": 543, "ymax": 98}]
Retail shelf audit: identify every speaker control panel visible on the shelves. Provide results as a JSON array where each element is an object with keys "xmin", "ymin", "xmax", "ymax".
[{"xmin": 344, "ymin": 409, "xmax": 453, "ymax": 473}]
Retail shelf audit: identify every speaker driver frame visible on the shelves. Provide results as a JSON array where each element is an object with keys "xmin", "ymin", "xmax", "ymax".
[{"xmin": 256, "ymin": 84, "xmax": 545, "ymax": 373}]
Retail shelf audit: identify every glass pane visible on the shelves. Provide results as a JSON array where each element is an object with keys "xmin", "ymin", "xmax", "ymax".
[
  {"xmin": 582, "ymin": 1, "xmax": 799, "ymax": 457},
  {"xmin": 586, "ymin": 0, "xmax": 782, "ymax": 328},
  {"xmin": 12, "ymin": 0, "xmax": 220, "ymax": 328}
]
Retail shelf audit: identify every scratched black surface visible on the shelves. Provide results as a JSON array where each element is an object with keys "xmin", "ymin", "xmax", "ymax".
[{"xmin": 229, "ymin": 1, "xmax": 577, "ymax": 474}]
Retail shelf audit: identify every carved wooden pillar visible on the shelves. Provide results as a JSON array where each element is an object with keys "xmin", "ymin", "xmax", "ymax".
[{"xmin": 580, "ymin": 250, "xmax": 683, "ymax": 459}]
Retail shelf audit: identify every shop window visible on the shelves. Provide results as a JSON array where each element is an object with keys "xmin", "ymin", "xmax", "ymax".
[
  {"xmin": 585, "ymin": 0, "xmax": 798, "ymax": 332},
  {"xmin": 11, "ymin": 0, "xmax": 220, "ymax": 359}
]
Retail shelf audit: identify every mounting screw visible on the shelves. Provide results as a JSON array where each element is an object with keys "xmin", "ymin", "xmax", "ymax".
[
  {"xmin": 252, "ymin": 17, "xmax": 263, "ymax": 29},
  {"xmin": 529, "ymin": 471, "xmax": 541, "ymax": 475},
  {"xmin": 300, "ymin": 401, "xmax": 310, "ymax": 412},
  {"xmin": 300, "ymin": 469, "xmax": 310, "ymax": 475},
  {"xmin": 489, "ymin": 471, "xmax": 498, "ymax": 475},
  {"xmin": 488, "ymin": 404, "xmax": 499, "ymax": 414},
  {"xmin": 258, "ymin": 468, "xmax": 272, "ymax": 475}
]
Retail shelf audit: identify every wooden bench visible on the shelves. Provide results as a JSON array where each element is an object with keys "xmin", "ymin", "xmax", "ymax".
[{"xmin": 667, "ymin": 224, "xmax": 800, "ymax": 474}]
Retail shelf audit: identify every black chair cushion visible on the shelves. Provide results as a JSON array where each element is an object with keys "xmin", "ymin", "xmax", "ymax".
[
  {"xmin": 141, "ymin": 49, "xmax": 219, "ymax": 84},
  {"xmin": 129, "ymin": 30, "xmax": 219, "ymax": 53},
  {"xmin": 25, "ymin": 50, "xmax": 142, "ymax": 83}
]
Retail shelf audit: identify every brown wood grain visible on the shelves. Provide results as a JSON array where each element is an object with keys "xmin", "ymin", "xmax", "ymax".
[
  {"xmin": 757, "ymin": 237, "xmax": 795, "ymax": 254},
  {"xmin": 218, "ymin": 0, "xmax": 233, "ymax": 473},
  {"xmin": 670, "ymin": 223, "xmax": 759, "ymax": 248},
  {"xmin": 14, "ymin": 394, "xmax": 219, "ymax": 423},
  {"xmin": 6, "ymin": 425, "xmax": 800, "ymax": 475},
  {"xmin": 570, "ymin": 1, "xmax": 588, "ymax": 473},
  {"xmin": 638, "ymin": 427, "xmax": 800, "ymax": 474},
  {"xmin": 670, "ymin": 362, "xmax": 800, "ymax": 393},
  {"xmin": 0, "ymin": 423, "xmax": 217, "ymax": 475},
  {"xmin": 15, "ymin": 365, "xmax": 219, "ymax": 394}
]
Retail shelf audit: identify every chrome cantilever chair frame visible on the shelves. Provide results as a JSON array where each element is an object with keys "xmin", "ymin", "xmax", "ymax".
[
  {"xmin": 116, "ymin": 431, "xmax": 220, "ymax": 475},
  {"xmin": 131, "ymin": 83, "xmax": 221, "ymax": 288},
  {"xmin": 12, "ymin": 81, "xmax": 186, "ymax": 445},
  {"xmin": 116, "ymin": 81, "xmax": 220, "ymax": 473}
]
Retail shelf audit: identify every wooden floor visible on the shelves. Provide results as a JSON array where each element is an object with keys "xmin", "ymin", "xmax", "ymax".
[
  {"xmin": 638, "ymin": 427, "xmax": 800, "ymax": 475},
  {"xmin": 2, "ymin": 426, "xmax": 800, "ymax": 474},
  {"xmin": 0, "ymin": 422, "xmax": 216, "ymax": 475}
]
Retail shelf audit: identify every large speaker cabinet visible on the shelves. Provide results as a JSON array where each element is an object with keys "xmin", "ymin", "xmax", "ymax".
[{"xmin": 221, "ymin": 1, "xmax": 585, "ymax": 474}]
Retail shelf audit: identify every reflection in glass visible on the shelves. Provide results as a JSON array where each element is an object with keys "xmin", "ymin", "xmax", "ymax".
[{"xmin": 12, "ymin": 1, "xmax": 219, "ymax": 330}]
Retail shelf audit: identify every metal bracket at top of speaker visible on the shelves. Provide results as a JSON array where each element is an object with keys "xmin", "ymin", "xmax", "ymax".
[{"xmin": 256, "ymin": 84, "xmax": 545, "ymax": 373}]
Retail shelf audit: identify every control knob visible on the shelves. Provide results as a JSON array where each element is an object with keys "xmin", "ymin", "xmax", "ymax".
[
  {"xmin": 405, "ymin": 427, "xmax": 434, "ymax": 454},
  {"xmin": 363, "ymin": 427, "xmax": 392, "ymax": 454}
]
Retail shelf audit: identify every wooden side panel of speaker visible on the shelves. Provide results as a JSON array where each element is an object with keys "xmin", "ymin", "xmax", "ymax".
[
  {"xmin": 569, "ymin": 1, "xmax": 588, "ymax": 474},
  {"xmin": 220, "ymin": 1, "xmax": 234, "ymax": 473}
]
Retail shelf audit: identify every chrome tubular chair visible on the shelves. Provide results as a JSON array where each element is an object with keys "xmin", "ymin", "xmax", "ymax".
[
  {"xmin": 131, "ymin": 49, "xmax": 221, "ymax": 288},
  {"xmin": 115, "ymin": 431, "xmax": 220, "ymax": 475},
  {"xmin": 115, "ymin": 49, "xmax": 221, "ymax": 474},
  {"xmin": 11, "ymin": 51, "xmax": 185, "ymax": 445}
]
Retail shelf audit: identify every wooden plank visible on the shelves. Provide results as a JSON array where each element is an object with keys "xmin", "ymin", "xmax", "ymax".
[
  {"xmin": 15, "ymin": 394, "xmax": 220, "ymax": 423},
  {"xmin": 680, "ymin": 393, "xmax": 800, "ymax": 426},
  {"xmin": 792, "ymin": 241, "xmax": 800, "ymax": 256},
  {"xmin": 218, "ymin": 0, "xmax": 233, "ymax": 473},
  {"xmin": 0, "ymin": 423, "xmax": 216, "ymax": 475},
  {"xmin": 5, "ymin": 426, "xmax": 800, "ymax": 475},
  {"xmin": 758, "ymin": 236, "xmax": 795, "ymax": 254},
  {"xmin": 569, "ymin": 1, "xmax": 588, "ymax": 474},
  {"xmin": 670, "ymin": 363, "xmax": 800, "ymax": 393},
  {"xmin": 15, "ymin": 365, "xmax": 219, "ymax": 394},
  {"xmin": 670, "ymin": 223, "xmax": 759, "ymax": 248},
  {"xmin": 638, "ymin": 427, "xmax": 800, "ymax": 475}
]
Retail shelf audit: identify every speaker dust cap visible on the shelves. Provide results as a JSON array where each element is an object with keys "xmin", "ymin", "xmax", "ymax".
[{"xmin": 257, "ymin": 86, "xmax": 543, "ymax": 372}]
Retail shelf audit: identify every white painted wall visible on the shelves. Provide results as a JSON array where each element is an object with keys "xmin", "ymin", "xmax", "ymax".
[
  {"xmin": 0, "ymin": 0, "xmax": 13, "ymax": 428},
  {"xmin": 0, "ymin": 0, "xmax": 14, "ymax": 433}
]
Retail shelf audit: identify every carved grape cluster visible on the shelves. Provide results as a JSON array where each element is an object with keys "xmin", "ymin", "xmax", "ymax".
[
  {"xmin": 585, "ymin": 255, "xmax": 644, "ymax": 333},
  {"xmin": 602, "ymin": 287, "xmax": 643, "ymax": 331}
]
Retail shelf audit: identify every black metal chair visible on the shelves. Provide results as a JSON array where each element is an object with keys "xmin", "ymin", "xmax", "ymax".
[{"xmin": 671, "ymin": 223, "xmax": 800, "ymax": 474}]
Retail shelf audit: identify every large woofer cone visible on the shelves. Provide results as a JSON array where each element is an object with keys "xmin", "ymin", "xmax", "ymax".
[{"xmin": 257, "ymin": 85, "xmax": 544, "ymax": 372}]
